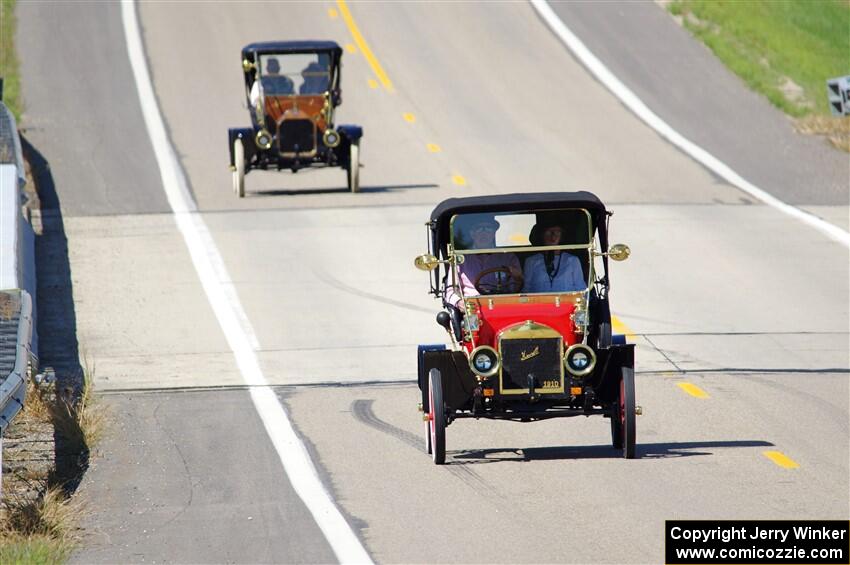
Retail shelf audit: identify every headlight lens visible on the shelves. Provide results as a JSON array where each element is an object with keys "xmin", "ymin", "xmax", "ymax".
[
  {"xmin": 323, "ymin": 128, "xmax": 341, "ymax": 148},
  {"xmin": 564, "ymin": 343, "xmax": 596, "ymax": 377},
  {"xmin": 474, "ymin": 353, "xmax": 492, "ymax": 372},
  {"xmin": 468, "ymin": 346, "xmax": 500, "ymax": 377},
  {"xmin": 255, "ymin": 129, "xmax": 273, "ymax": 150}
]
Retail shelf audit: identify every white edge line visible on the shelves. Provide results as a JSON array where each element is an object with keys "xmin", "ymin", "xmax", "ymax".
[
  {"xmin": 120, "ymin": 2, "xmax": 372, "ymax": 563},
  {"xmin": 530, "ymin": 0, "xmax": 850, "ymax": 249}
]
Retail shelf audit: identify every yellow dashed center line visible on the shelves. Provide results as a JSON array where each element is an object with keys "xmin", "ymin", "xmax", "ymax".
[
  {"xmin": 763, "ymin": 451, "xmax": 800, "ymax": 469},
  {"xmin": 427, "ymin": 143, "xmax": 441, "ymax": 153},
  {"xmin": 677, "ymin": 382, "xmax": 710, "ymax": 399},
  {"xmin": 452, "ymin": 174, "xmax": 467, "ymax": 186},
  {"xmin": 367, "ymin": 79, "xmax": 378, "ymax": 89},
  {"xmin": 336, "ymin": 0, "xmax": 394, "ymax": 92},
  {"xmin": 345, "ymin": 43, "xmax": 357, "ymax": 54},
  {"xmin": 327, "ymin": 7, "xmax": 338, "ymax": 18},
  {"xmin": 403, "ymin": 113, "xmax": 416, "ymax": 123}
]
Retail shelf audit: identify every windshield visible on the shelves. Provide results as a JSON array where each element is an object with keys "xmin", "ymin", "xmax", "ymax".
[
  {"xmin": 450, "ymin": 209, "xmax": 591, "ymax": 251},
  {"xmin": 447, "ymin": 209, "xmax": 594, "ymax": 297},
  {"xmin": 258, "ymin": 53, "xmax": 331, "ymax": 95}
]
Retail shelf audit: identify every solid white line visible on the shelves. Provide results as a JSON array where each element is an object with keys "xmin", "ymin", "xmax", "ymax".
[
  {"xmin": 120, "ymin": 2, "xmax": 372, "ymax": 563},
  {"xmin": 530, "ymin": 0, "xmax": 850, "ymax": 249}
]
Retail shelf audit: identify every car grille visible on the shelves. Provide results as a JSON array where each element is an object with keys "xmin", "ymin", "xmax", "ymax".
[
  {"xmin": 278, "ymin": 119, "xmax": 316, "ymax": 154},
  {"xmin": 500, "ymin": 337, "xmax": 562, "ymax": 391}
]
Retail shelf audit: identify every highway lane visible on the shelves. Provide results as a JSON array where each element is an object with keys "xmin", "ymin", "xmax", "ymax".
[
  {"xmin": 18, "ymin": 3, "xmax": 343, "ymax": 562},
  {"xmin": 18, "ymin": 1, "xmax": 849, "ymax": 563},
  {"xmin": 142, "ymin": 1, "xmax": 847, "ymax": 562},
  {"xmin": 17, "ymin": 1, "xmax": 170, "ymax": 216}
]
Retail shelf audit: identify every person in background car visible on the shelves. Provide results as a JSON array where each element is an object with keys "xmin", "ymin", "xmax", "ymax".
[{"xmin": 250, "ymin": 57, "xmax": 294, "ymax": 107}]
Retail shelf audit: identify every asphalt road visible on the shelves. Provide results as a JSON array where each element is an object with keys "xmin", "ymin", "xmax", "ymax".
[
  {"xmin": 17, "ymin": 1, "xmax": 170, "ymax": 216},
  {"xmin": 16, "ymin": 1, "xmax": 849, "ymax": 563}
]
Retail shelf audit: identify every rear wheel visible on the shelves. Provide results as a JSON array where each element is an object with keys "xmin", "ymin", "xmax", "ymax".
[
  {"xmin": 620, "ymin": 367, "xmax": 636, "ymax": 459},
  {"xmin": 347, "ymin": 141, "xmax": 360, "ymax": 193},
  {"xmin": 428, "ymin": 368, "xmax": 445, "ymax": 465},
  {"xmin": 233, "ymin": 138, "xmax": 245, "ymax": 198}
]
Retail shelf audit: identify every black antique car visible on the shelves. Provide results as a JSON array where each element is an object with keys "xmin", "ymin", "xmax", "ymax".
[
  {"xmin": 414, "ymin": 192, "xmax": 639, "ymax": 464},
  {"xmin": 228, "ymin": 41, "xmax": 363, "ymax": 197}
]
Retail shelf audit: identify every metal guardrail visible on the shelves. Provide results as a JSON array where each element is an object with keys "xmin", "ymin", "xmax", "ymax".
[
  {"xmin": 0, "ymin": 97, "xmax": 37, "ymax": 498},
  {"xmin": 0, "ymin": 100, "xmax": 25, "ymax": 182},
  {"xmin": 0, "ymin": 289, "xmax": 32, "ymax": 436}
]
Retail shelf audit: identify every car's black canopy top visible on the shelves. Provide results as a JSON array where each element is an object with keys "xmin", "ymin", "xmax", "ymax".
[
  {"xmin": 430, "ymin": 191, "xmax": 609, "ymax": 254},
  {"xmin": 242, "ymin": 41, "xmax": 343, "ymax": 58}
]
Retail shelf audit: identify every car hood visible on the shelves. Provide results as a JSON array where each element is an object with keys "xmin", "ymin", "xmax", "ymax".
[{"xmin": 473, "ymin": 302, "xmax": 580, "ymax": 348}]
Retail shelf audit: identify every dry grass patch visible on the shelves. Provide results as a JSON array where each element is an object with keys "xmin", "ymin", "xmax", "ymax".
[
  {"xmin": 0, "ymin": 488, "xmax": 81, "ymax": 550},
  {"xmin": 52, "ymin": 365, "xmax": 108, "ymax": 458},
  {"xmin": 1, "ymin": 382, "xmax": 73, "ymax": 562},
  {"xmin": 795, "ymin": 115, "xmax": 850, "ymax": 152},
  {"xmin": 1, "ymin": 363, "xmax": 109, "ymax": 562}
]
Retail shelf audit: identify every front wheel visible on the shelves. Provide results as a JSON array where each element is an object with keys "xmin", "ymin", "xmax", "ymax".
[
  {"xmin": 233, "ymin": 138, "xmax": 245, "ymax": 198},
  {"xmin": 347, "ymin": 141, "xmax": 360, "ymax": 193},
  {"xmin": 428, "ymin": 368, "xmax": 446, "ymax": 464},
  {"xmin": 620, "ymin": 367, "xmax": 636, "ymax": 459}
]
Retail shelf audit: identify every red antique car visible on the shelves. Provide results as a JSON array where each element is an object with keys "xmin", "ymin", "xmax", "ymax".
[{"xmin": 414, "ymin": 192, "xmax": 637, "ymax": 464}]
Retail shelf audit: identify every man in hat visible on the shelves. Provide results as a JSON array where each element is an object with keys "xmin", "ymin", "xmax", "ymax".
[
  {"xmin": 445, "ymin": 215, "xmax": 522, "ymax": 307},
  {"xmin": 299, "ymin": 57, "xmax": 330, "ymax": 94}
]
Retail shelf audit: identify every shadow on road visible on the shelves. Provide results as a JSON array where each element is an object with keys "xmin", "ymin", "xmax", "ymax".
[
  {"xmin": 451, "ymin": 439, "xmax": 774, "ymax": 464},
  {"xmin": 22, "ymin": 134, "xmax": 89, "ymax": 493},
  {"xmin": 252, "ymin": 182, "xmax": 439, "ymax": 197}
]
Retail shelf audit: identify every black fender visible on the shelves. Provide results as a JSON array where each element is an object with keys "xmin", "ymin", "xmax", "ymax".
[
  {"xmin": 591, "ymin": 342, "xmax": 635, "ymax": 403},
  {"xmin": 337, "ymin": 124, "xmax": 363, "ymax": 142},
  {"xmin": 418, "ymin": 348, "xmax": 477, "ymax": 413},
  {"xmin": 228, "ymin": 127, "xmax": 256, "ymax": 167},
  {"xmin": 418, "ymin": 344, "xmax": 445, "ymax": 392}
]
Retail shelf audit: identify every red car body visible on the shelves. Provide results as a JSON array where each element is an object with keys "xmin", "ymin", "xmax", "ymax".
[{"xmin": 415, "ymin": 192, "xmax": 637, "ymax": 464}]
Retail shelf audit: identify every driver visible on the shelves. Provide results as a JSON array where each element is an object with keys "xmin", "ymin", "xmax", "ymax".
[
  {"xmin": 249, "ymin": 57, "xmax": 294, "ymax": 107},
  {"xmin": 445, "ymin": 215, "xmax": 521, "ymax": 307}
]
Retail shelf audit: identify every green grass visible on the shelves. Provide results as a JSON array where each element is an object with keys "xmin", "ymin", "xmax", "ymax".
[
  {"xmin": 0, "ymin": 535, "xmax": 72, "ymax": 564},
  {"xmin": 0, "ymin": 0, "xmax": 21, "ymax": 120},
  {"xmin": 668, "ymin": 0, "xmax": 850, "ymax": 118}
]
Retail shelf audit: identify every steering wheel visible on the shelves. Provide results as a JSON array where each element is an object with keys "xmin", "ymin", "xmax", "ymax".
[{"xmin": 474, "ymin": 267, "xmax": 524, "ymax": 295}]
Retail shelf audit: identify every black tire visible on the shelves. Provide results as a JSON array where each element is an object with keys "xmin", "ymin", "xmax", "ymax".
[
  {"xmin": 233, "ymin": 138, "xmax": 245, "ymax": 198},
  {"xmin": 347, "ymin": 141, "xmax": 360, "ymax": 193},
  {"xmin": 610, "ymin": 397, "xmax": 623, "ymax": 449},
  {"xmin": 621, "ymin": 367, "xmax": 636, "ymax": 459},
  {"xmin": 428, "ymin": 368, "xmax": 446, "ymax": 465}
]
